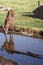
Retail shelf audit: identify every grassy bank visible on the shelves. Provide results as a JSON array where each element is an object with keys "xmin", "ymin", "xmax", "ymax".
[{"xmin": 0, "ymin": 0, "xmax": 43, "ymax": 30}]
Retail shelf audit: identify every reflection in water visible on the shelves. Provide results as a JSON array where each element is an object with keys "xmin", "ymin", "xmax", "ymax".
[
  {"xmin": 2, "ymin": 33, "xmax": 14, "ymax": 54},
  {"xmin": 1, "ymin": 34, "xmax": 42, "ymax": 59}
]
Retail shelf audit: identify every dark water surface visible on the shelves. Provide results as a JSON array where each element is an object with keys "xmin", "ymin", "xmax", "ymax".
[{"xmin": 0, "ymin": 33, "xmax": 43, "ymax": 65}]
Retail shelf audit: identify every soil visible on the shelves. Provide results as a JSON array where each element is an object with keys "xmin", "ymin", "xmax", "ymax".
[
  {"xmin": 0, "ymin": 26, "xmax": 43, "ymax": 39},
  {"xmin": 0, "ymin": 56, "xmax": 19, "ymax": 65}
]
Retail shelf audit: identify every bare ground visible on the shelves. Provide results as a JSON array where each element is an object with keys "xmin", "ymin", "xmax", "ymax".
[
  {"xmin": 0, "ymin": 26, "xmax": 43, "ymax": 39},
  {"xmin": 0, "ymin": 56, "xmax": 19, "ymax": 65}
]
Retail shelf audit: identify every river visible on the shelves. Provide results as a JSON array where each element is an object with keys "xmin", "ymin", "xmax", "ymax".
[{"xmin": 0, "ymin": 33, "xmax": 43, "ymax": 65}]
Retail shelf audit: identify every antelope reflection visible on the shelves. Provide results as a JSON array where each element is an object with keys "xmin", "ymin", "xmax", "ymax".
[
  {"xmin": 1, "ymin": 34, "xmax": 41, "ymax": 58},
  {"xmin": 2, "ymin": 34, "xmax": 14, "ymax": 54}
]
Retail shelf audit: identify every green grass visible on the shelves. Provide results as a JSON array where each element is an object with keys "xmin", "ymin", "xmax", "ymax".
[{"xmin": 0, "ymin": 0, "xmax": 43, "ymax": 30}]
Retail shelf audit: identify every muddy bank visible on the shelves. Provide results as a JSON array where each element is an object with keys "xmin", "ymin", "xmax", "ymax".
[
  {"xmin": 0, "ymin": 26, "xmax": 43, "ymax": 39},
  {"xmin": 0, "ymin": 56, "xmax": 19, "ymax": 65}
]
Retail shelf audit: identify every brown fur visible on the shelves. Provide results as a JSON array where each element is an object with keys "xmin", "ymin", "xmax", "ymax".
[{"xmin": 3, "ymin": 9, "xmax": 15, "ymax": 34}]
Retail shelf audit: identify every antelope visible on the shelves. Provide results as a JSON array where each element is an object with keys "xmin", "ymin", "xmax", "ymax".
[{"xmin": 3, "ymin": 9, "xmax": 15, "ymax": 34}]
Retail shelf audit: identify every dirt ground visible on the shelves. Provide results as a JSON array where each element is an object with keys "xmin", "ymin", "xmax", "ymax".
[
  {"xmin": 0, "ymin": 26, "xmax": 43, "ymax": 39},
  {"xmin": 0, "ymin": 56, "xmax": 19, "ymax": 65}
]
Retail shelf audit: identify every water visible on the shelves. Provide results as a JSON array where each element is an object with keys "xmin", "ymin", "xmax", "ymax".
[{"xmin": 0, "ymin": 33, "xmax": 43, "ymax": 65}]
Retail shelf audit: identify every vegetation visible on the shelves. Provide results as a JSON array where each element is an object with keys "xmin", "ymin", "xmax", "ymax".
[{"xmin": 0, "ymin": 0, "xmax": 43, "ymax": 30}]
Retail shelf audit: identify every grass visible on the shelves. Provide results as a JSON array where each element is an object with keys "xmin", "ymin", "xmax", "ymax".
[{"xmin": 0, "ymin": 0, "xmax": 43, "ymax": 30}]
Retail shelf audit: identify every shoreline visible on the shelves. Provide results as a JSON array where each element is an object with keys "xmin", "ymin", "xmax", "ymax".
[
  {"xmin": 0, "ymin": 56, "xmax": 19, "ymax": 65},
  {"xmin": 0, "ymin": 26, "xmax": 43, "ymax": 39}
]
